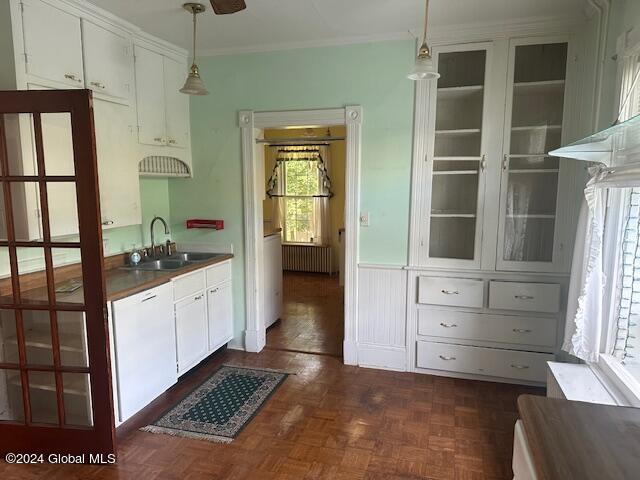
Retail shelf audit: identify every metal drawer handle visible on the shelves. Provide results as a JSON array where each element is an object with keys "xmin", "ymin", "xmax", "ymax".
[
  {"xmin": 514, "ymin": 295, "xmax": 534, "ymax": 300},
  {"xmin": 168, "ymin": 139, "xmax": 177, "ymax": 144},
  {"xmin": 102, "ymin": 220, "xmax": 114, "ymax": 226},
  {"xmin": 510, "ymin": 364, "xmax": 530, "ymax": 370},
  {"xmin": 439, "ymin": 323, "xmax": 458, "ymax": 328},
  {"xmin": 210, "ymin": 288, "xmax": 219, "ymax": 294},
  {"xmin": 141, "ymin": 294, "xmax": 157, "ymax": 302},
  {"xmin": 90, "ymin": 81, "xmax": 106, "ymax": 89},
  {"xmin": 64, "ymin": 73, "xmax": 82, "ymax": 83},
  {"xmin": 513, "ymin": 328, "xmax": 532, "ymax": 333},
  {"xmin": 441, "ymin": 289, "xmax": 459, "ymax": 295},
  {"xmin": 439, "ymin": 355, "xmax": 456, "ymax": 361},
  {"xmin": 194, "ymin": 294, "xmax": 203, "ymax": 301},
  {"xmin": 154, "ymin": 137, "xmax": 166, "ymax": 143}
]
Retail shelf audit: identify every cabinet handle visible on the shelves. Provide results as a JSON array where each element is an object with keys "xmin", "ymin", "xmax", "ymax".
[
  {"xmin": 439, "ymin": 323, "xmax": 458, "ymax": 328},
  {"xmin": 153, "ymin": 137, "xmax": 165, "ymax": 143},
  {"xmin": 510, "ymin": 364, "xmax": 530, "ymax": 370},
  {"xmin": 90, "ymin": 81, "xmax": 106, "ymax": 89},
  {"xmin": 210, "ymin": 288, "xmax": 219, "ymax": 294},
  {"xmin": 168, "ymin": 139, "xmax": 177, "ymax": 145},
  {"xmin": 64, "ymin": 73, "xmax": 82, "ymax": 83},
  {"xmin": 441, "ymin": 289, "xmax": 459, "ymax": 295},
  {"xmin": 514, "ymin": 295, "xmax": 534, "ymax": 300},
  {"xmin": 439, "ymin": 355, "xmax": 456, "ymax": 361},
  {"xmin": 141, "ymin": 294, "xmax": 157, "ymax": 302},
  {"xmin": 480, "ymin": 154, "xmax": 486, "ymax": 171},
  {"xmin": 102, "ymin": 220, "xmax": 114, "ymax": 226},
  {"xmin": 513, "ymin": 328, "xmax": 532, "ymax": 333},
  {"xmin": 194, "ymin": 294, "xmax": 203, "ymax": 301}
]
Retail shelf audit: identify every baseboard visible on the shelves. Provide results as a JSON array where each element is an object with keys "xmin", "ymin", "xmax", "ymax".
[
  {"xmin": 357, "ymin": 343, "xmax": 407, "ymax": 372},
  {"xmin": 244, "ymin": 329, "xmax": 266, "ymax": 353},
  {"xmin": 343, "ymin": 340, "xmax": 358, "ymax": 365},
  {"xmin": 227, "ymin": 336, "xmax": 245, "ymax": 351}
]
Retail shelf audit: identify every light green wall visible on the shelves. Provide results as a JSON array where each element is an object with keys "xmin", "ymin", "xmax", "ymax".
[{"xmin": 168, "ymin": 40, "xmax": 416, "ymax": 338}]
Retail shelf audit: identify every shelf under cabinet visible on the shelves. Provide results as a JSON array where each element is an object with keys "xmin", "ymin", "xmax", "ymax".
[
  {"xmin": 431, "ymin": 213, "xmax": 477, "ymax": 218},
  {"xmin": 435, "ymin": 128, "xmax": 482, "ymax": 136},
  {"xmin": 437, "ymin": 85, "xmax": 484, "ymax": 99},
  {"xmin": 509, "ymin": 169, "xmax": 559, "ymax": 174},
  {"xmin": 511, "ymin": 124, "xmax": 562, "ymax": 132},
  {"xmin": 433, "ymin": 156, "xmax": 483, "ymax": 161},
  {"xmin": 506, "ymin": 214, "xmax": 556, "ymax": 219},
  {"xmin": 513, "ymin": 79, "xmax": 565, "ymax": 94},
  {"xmin": 432, "ymin": 170, "xmax": 479, "ymax": 176}
]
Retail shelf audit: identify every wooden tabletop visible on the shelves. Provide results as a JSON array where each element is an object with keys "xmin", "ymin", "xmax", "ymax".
[{"xmin": 518, "ymin": 394, "xmax": 640, "ymax": 480}]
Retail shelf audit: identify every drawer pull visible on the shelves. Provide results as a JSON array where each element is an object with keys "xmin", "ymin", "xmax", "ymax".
[
  {"xmin": 168, "ymin": 139, "xmax": 177, "ymax": 145},
  {"xmin": 439, "ymin": 323, "xmax": 458, "ymax": 328},
  {"xmin": 510, "ymin": 364, "xmax": 530, "ymax": 370},
  {"xmin": 102, "ymin": 220, "xmax": 114, "ymax": 226},
  {"xmin": 154, "ymin": 137, "xmax": 166, "ymax": 143},
  {"xmin": 90, "ymin": 81, "xmax": 106, "ymax": 89},
  {"xmin": 514, "ymin": 295, "xmax": 534, "ymax": 300},
  {"xmin": 441, "ymin": 289, "xmax": 460, "ymax": 295},
  {"xmin": 141, "ymin": 294, "xmax": 157, "ymax": 302},
  {"xmin": 439, "ymin": 355, "xmax": 456, "ymax": 361},
  {"xmin": 513, "ymin": 328, "xmax": 532, "ymax": 333},
  {"xmin": 194, "ymin": 294, "xmax": 203, "ymax": 301},
  {"xmin": 64, "ymin": 73, "xmax": 82, "ymax": 83}
]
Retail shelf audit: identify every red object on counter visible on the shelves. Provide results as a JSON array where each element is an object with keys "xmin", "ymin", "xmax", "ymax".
[{"xmin": 186, "ymin": 219, "xmax": 224, "ymax": 230}]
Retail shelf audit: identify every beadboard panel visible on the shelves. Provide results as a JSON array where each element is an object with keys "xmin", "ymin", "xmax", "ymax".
[{"xmin": 357, "ymin": 266, "xmax": 407, "ymax": 349}]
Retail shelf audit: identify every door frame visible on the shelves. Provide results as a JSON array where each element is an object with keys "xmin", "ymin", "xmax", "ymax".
[{"xmin": 239, "ymin": 107, "xmax": 362, "ymax": 364}]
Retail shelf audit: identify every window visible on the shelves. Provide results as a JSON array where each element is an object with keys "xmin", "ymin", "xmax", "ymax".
[{"xmin": 283, "ymin": 160, "xmax": 319, "ymax": 243}]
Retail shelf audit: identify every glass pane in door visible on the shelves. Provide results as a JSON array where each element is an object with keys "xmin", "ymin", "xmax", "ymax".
[
  {"xmin": 502, "ymin": 43, "xmax": 568, "ymax": 263},
  {"xmin": 429, "ymin": 50, "xmax": 486, "ymax": 260}
]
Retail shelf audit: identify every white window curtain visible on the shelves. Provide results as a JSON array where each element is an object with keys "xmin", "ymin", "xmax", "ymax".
[
  {"xmin": 312, "ymin": 145, "xmax": 332, "ymax": 246},
  {"xmin": 564, "ymin": 166, "xmax": 640, "ymax": 362}
]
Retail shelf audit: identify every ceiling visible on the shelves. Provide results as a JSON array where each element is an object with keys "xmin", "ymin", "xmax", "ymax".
[{"xmin": 88, "ymin": 0, "xmax": 587, "ymax": 55}]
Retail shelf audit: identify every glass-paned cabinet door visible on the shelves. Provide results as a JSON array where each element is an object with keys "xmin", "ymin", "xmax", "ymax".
[
  {"xmin": 423, "ymin": 44, "xmax": 491, "ymax": 268},
  {"xmin": 497, "ymin": 39, "xmax": 569, "ymax": 272}
]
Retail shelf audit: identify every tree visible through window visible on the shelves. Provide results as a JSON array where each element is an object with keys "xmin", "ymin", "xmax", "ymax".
[{"xmin": 283, "ymin": 160, "xmax": 319, "ymax": 243}]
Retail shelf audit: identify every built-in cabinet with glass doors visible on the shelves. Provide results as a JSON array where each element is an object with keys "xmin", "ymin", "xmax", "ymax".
[{"xmin": 420, "ymin": 38, "xmax": 571, "ymax": 274}]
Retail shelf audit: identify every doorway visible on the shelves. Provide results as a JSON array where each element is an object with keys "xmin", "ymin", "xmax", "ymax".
[
  {"xmin": 239, "ymin": 107, "xmax": 362, "ymax": 364},
  {"xmin": 261, "ymin": 126, "xmax": 346, "ymax": 357}
]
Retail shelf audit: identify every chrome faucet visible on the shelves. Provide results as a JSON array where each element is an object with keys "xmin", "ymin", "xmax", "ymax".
[{"xmin": 150, "ymin": 216, "xmax": 170, "ymax": 258}]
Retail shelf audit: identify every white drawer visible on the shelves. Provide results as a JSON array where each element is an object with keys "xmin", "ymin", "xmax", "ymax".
[
  {"xmin": 206, "ymin": 261, "xmax": 232, "ymax": 288},
  {"xmin": 418, "ymin": 276, "xmax": 484, "ymax": 308},
  {"xmin": 173, "ymin": 270, "xmax": 205, "ymax": 301},
  {"xmin": 489, "ymin": 281, "xmax": 561, "ymax": 313},
  {"xmin": 417, "ymin": 309, "xmax": 557, "ymax": 347},
  {"xmin": 416, "ymin": 340, "xmax": 552, "ymax": 383}
]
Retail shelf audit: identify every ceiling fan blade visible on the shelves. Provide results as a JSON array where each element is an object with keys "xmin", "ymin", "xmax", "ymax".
[{"xmin": 210, "ymin": 0, "xmax": 246, "ymax": 15}]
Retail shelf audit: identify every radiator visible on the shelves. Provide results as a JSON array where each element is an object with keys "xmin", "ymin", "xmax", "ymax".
[{"xmin": 282, "ymin": 244, "xmax": 332, "ymax": 274}]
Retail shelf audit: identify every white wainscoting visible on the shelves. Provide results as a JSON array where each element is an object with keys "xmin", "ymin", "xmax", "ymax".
[{"xmin": 357, "ymin": 265, "xmax": 408, "ymax": 371}]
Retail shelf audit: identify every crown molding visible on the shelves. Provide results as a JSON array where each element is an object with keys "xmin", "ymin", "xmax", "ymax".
[{"xmin": 199, "ymin": 31, "xmax": 414, "ymax": 57}]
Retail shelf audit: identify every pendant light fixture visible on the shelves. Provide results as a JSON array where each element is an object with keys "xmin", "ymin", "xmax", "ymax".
[
  {"xmin": 180, "ymin": 3, "xmax": 209, "ymax": 95},
  {"xmin": 408, "ymin": 0, "xmax": 440, "ymax": 81}
]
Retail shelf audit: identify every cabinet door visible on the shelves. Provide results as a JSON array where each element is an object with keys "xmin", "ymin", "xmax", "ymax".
[
  {"xmin": 496, "ymin": 39, "xmax": 569, "ymax": 272},
  {"xmin": 93, "ymin": 99, "xmax": 141, "ymax": 229},
  {"xmin": 82, "ymin": 20, "xmax": 134, "ymax": 103},
  {"xmin": 163, "ymin": 57, "xmax": 190, "ymax": 149},
  {"xmin": 21, "ymin": 0, "xmax": 84, "ymax": 87},
  {"xmin": 134, "ymin": 45, "xmax": 166, "ymax": 146},
  {"xmin": 175, "ymin": 292, "xmax": 208, "ymax": 374},
  {"xmin": 422, "ymin": 43, "xmax": 493, "ymax": 269},
  {"xmin": 207, "ymin": 281, "xmax": 233, "ymax": 352}
]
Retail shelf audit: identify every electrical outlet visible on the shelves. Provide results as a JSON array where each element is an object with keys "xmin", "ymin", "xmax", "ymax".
[{"xmin": 359, "ymin": 212, "xmax": 370, "ymax": 227}]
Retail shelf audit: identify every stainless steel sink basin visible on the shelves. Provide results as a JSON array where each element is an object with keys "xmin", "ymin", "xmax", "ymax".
[
  {"xmin": 128, "ymin": 259, "xmax": 192, "ymax": 271},
  {"xmin": 170, "ymin": 252, "xmax": 225, "ymax": 262}
]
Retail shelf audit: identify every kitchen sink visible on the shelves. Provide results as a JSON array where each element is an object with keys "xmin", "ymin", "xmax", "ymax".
[
  {"xmin": 126, "ymin": 259, "xmax": 192, "ymax": 271},
  {"xmin": 170, "ymin": 252, "xmax": 226, "ymax": 262}
]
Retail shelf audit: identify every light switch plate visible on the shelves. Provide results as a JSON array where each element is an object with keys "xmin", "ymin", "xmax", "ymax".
[{"xmin": 360, "ymin": 212, "xmax": 370, "ymax": 227}]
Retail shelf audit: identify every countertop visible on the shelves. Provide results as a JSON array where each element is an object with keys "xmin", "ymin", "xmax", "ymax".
[
  {"xmin": 264, "ymin": 227, "xmax": 282, "ymax": 238},
  {"xmin": 518, "ymin": 394, "xmax": 640, "ymax": 480},
  {"xmin": 7, "ymin": 254, "xmax": 234, "ymax": 306}
]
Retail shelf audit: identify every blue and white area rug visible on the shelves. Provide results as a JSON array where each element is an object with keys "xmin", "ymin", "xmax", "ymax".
[{"xmin": 140, "ymin": 365, "xmax": 288, "ymax": 443}]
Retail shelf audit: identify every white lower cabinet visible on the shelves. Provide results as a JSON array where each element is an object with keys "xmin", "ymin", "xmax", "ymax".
[
  {"xmin": 416, "ymin": 340, "xmax": 552, "ymax": 383},
  {"xmin": 175, "ymin": 291, "xmax": 208, "ymax": 376},
  {"xmin": 111, "ymin": 283, "xmax": 176, "ymax": 422},
  {"xmin": 207, "ymin": 281, "xmax": 233, "ymax": 352}
]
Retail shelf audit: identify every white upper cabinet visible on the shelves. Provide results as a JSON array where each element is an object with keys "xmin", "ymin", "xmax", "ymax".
[
  {"xmin": 134, "ymin": 45, "xmax": 166, "ymax": 146},
  {"xmin": 496, "ymin": 39, "xmax": 570, "ymax": 273},
  {"xmin": 163, "ymin": 56, "xmax": 190, "ymax": 149},
  {"xmin": 413, "ymin": 35, "xmax": 576, "ymax": 274},
  {"xmin": 21, "ymin": 0, "xmax": 84, "ymax": 87},
  {"xmin": 93, "ymin": 99, "xmax": 141, "ymax": 229},
  {"xmin": 422, "ymin": 43, "xmax": 492, "ymax": 269},
  {"xmin": 81, "ymin": 20, "xmax": 134, "ymax": 104}
]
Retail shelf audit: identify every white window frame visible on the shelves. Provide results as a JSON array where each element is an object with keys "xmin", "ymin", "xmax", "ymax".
[
  {"xmin": 589, "ymin": 27, "xmax": 640, "ymax": 407},
  {"xmin": 281, "ymin": 158, "xmax": 320, "ymax": 245}
]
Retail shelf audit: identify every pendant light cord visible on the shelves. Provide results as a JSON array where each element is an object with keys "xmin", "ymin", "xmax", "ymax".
[
  {"xmin": 422, "ymin": 0, "xmax": 429, "ymax": 45},
  {"xmin": 192, "ymin": 8, "xmax": 197, "ymax": 65}
]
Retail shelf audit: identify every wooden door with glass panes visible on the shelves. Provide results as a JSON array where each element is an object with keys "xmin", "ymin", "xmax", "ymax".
[
  {"xmin": 496, "ymin": 38, "xmax": 570, "ymax": 272},
  {"xmin": 0, "ymin": 90, "xmax": 115, "ymax": 455},
  {"xmin": 421, "ymin": 43, "xmax": 492, "ymax": 268}
]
